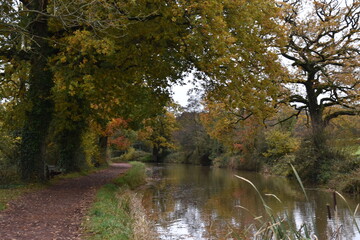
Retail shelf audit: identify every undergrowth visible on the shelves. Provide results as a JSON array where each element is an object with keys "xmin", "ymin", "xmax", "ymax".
[{"xmin": 111, "ymin": 148, "xmax": 152, "ymax": 163}]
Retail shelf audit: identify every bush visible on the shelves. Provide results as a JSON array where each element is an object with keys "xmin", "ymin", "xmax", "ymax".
[
  {"xmin": 342, "ymin": 179, "xmax": 360, "ymax": 195},
  {"xmin": 212, "ymin": 153, "xmax": 261, "ymax": 171},
  {"xmin": 0, "ymin": 129, "xmax": 21, "ymax": 185},
  {"xmin": 292, "ymin": 139, "xmax": 358, "ymax": 184},
  {"xmin": 0, "ymin": 164, "xmax": 19, "ymax": 185},
  {"xmin": 270, "ymin": 154, "xmax": 296, "ymax": 176},
  {"xmin": 111, "ymin": 148, "xmax": 152, "ymax": 163},
  {"xmin": 263, "ymin": 129, "xmax": 300, "ymax": 164},
  {"xmin": 163, "ymin": 152, "xmax": 187, "ymax": 163}
]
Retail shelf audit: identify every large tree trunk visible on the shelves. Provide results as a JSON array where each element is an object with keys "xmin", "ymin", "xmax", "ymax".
[
  {"xmin": 305, "ymin": 77, "xmax": 329, "ymax": 183},
  {"xmin": 152, "ymin": 145, "xmax": 160, "ymax": 162},
  {"xmin": 19, "ymin": 0, "xmax": 54, "ymax": 181},
  {"xmin": 305, "ymin": 79, "xmax": 326, "ymax": 150}
]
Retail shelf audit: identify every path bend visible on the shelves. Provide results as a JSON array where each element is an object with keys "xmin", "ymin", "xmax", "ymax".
[{"xmin": 0, "ymin": 163, "xmax": 131, "ymax": 240}]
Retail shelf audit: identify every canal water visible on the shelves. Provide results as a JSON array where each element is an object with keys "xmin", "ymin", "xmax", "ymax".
[{"xmin": 141, "ymin": 164, "xmax": 360, "ymax": 239}]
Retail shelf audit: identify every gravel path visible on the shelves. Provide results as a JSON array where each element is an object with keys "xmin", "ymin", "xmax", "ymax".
[{"xmin": 0, "ymin": 163, "xmax": 131, "ymax": 240}]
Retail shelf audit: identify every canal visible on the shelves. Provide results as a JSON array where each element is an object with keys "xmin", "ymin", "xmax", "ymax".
[{"xmin": 142, "ymin": 164, "xmax": 360, "ymax": 239}]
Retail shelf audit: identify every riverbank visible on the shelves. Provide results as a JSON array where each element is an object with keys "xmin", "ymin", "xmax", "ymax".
[
  {"xmin": 163, "ymin": 149, "xmax": 360, "ymax": 196},
  {"xmin": 84, "ymin": 162, "xmax": 157, "ymax": 240}
]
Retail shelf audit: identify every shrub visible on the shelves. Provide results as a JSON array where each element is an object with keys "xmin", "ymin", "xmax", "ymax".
[
  {"xmin": 163, "ymin": 152, "xmax": 187, "ymax": 163},
  {"xmin": 270, "ymin": 154, "xmax": 296, "ymax": 176},
  {"xmin": 292, "ymin": 139, "xmax": 357, "ymax": 184},
  {"xmin": 112, "ymin": 149, "xmax": 152, "ymax": 163},
  {"xmin": 263, "ymin": 129, "xmax": 300, "ymax": 164},
  {"xmin": 0, "ymin": 164, "xmax": 19, "ymax": 185},
  {"xmin": 212, "ymin": 153, "xmax": 261, "ymax": 171},
  {"xmin": 342, "ymin": 179, "xmax": 360, "ymax": 195}
]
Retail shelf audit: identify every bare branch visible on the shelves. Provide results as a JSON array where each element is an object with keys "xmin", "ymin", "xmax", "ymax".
[{"xmin": 324, "ymin": 110, "xmax": 360, "ymax": 126}]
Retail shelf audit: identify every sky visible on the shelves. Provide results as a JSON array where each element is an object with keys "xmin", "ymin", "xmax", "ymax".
[{"xmin": 172, "ymin": 83, "xmax": 192, "ymax": 107}]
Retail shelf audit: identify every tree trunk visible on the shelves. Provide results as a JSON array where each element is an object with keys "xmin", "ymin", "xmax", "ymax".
[
  {"xmin": 19, "ymin": 0, "xmax": 54, "ymax": 181},
  {"xmin": 98, "ymin": 136, "xmax": 108, "ymax": 164},
  {"xmin": 305, "ymin": 77, "xmax": 329, "ymax": 183},
  {"xmin": 152, "ymin": 145, "xmax": 160, "ymax": 162},
  {"xmin": 305, "ymin": 80, "xmax": 326, "ymax": 150},
  {"xmin": 57, "ymin": 128, "xmax": 84, "ymax": 173}
]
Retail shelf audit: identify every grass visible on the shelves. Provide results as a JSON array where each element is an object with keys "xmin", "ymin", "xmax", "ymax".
[
  {"xmin": 85, "ymin": 161, "xmax": 156, "ymax": 240},
  {"xmin": 234, "ymin": 173, "xmax": 315, "ymax": 239},
  {"xmin": 113, "ymin": 161, "xmax": 146, "ymax": 190},
  {"xmin": 84, "ymin": 184, "xmax": 133, "ymax": 239}
]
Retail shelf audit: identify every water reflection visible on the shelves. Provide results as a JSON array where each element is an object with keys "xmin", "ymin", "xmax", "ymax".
[{"xmin": 142, "ymin": 164, "xmax": 360, "ymax": 239}]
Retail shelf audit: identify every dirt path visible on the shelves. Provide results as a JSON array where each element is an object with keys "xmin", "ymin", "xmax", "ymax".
[{"xmin": 0, "ymin": 163, "xmax": 131, "ymax": 240}]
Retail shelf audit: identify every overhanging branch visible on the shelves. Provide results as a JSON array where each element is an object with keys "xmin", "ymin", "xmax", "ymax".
[{"xmin": 324, "ymin": 110, "xmax": 360, "ymax": 126}]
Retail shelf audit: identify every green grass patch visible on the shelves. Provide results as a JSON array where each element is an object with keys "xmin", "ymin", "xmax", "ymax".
[
  {"xmin": 85, "ymin": 162, "xmax": 155, "ymax": 240},
  {"xmin": 113, "ymin": 162, "xmax": 146, "ymax": 190},
  {"xmin": 85, "ymin": 184, "xmax": 133, "ymax": 240}
]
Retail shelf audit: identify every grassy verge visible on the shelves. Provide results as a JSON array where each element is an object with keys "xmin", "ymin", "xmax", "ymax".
[
  {"xmin": 85, "ymin": 161, "xmax": 157, "ymax": 240},
  {"xmin": 113, "ymin": 162, "xmax": 146, "ymax": 189}
]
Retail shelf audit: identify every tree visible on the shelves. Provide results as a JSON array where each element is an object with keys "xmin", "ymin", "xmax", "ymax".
[
  {"xmin": 280, "ymin": 0, "xmax": 360, "ymax": 142},
  {"xmin": 11, "ymin": 0, "xmax": 55, "ymax": 181},
  {"xmin": 140, "ymin": 111, "xmax": 178, "ymax": 161},
  {"xmin": 278, "ymin": 0, "xmax": 360, "ymax": 180},
  {"xmin": 192, "ymin": 0, "xmax": 286, "ymax": 123},
  {"xmin": 48, "ymin": 0, "xmax": 196, "ymax": 170},
  {"xmin": 173, "ymin": 110, "xmax": 216, "ymax": 165},
  {"xmin": 1, "ymin": 0, "xmax": 193, "ymax": 179}
]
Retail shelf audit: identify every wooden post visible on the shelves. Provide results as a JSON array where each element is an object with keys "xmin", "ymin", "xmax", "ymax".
[
  {"xmin": 327, "ymin": 204, "xmax": 332, "ymax": 220},
  {"xmin": 333, "ymin": 191, "xmax": 337, "ymax": 211}
]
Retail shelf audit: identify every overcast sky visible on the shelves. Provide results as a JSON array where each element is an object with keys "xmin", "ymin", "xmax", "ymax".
[{"xmin": 172, "ymin": 83, "xmax": 192, "ymax": 107}]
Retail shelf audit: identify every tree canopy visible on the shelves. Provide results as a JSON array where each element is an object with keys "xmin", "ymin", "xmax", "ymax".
[{"xmin": 0, "ymin": 0, "xmax": 286, "ymax": 181}]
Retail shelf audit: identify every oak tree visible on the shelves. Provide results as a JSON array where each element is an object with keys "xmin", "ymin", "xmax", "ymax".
[
  {"xmin": 278, "ymin": 0, "xmax": 360, "ymax": 180},
  {"xmin": 280, "ymin": 0, "xmax": 359, "ymax": 141}
]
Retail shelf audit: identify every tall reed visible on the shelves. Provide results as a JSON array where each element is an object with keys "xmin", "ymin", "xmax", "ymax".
[{"xmin": 234, "ymin": 164, "xmax": 360, "ymax": 240}]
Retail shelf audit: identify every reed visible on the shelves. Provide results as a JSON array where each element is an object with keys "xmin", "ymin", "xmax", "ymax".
[
  {"xmin": 234, "ymin": 165, "xmax": 360, "ymax": 239},
  {"xmin": 235, "ymin": 173, "xmax": 314, "ymax": 239}
]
